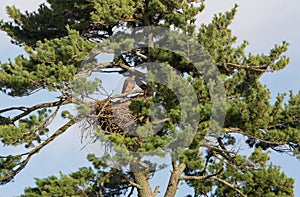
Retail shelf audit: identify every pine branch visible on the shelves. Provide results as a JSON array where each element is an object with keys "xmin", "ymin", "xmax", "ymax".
[
  {"xmin": 223, "ymin": 62, "xmax": 270, "ymax": 72},
  {"xmin": 224, "ymin": 127, "xmax": 284, "ymax": 146},
  {"xmin": 0, "ymin": 97, "xmax": 72, "ymax": 125},
  {"xmin": 180, "ymin": 168, "xmax": 247, "ymax": 197},
  {"xmin": 0, "ymin": 119, "xmax": 75, "ymax": 184},
  {"xmin": 0, "ymin": 106, "xmax": 27, "ymax": 113},
  {"xmin": 8, "ymin": 105, "xmax": 61, "ymax": 145}
]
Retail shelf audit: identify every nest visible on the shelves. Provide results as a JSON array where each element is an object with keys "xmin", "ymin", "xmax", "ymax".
[{"xmin": 91, "ymin": 96, "xmax": 143, "ymax": 136}]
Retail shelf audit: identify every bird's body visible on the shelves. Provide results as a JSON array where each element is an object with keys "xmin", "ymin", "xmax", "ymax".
[{"xmin": 122, "ymin": 76, "xmax": 136, "ymax": 94}]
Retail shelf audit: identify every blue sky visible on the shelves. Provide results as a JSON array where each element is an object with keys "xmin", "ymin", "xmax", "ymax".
[{"xmin": 0, "ymin": 1, "xmax": 299, "ymax": 196}]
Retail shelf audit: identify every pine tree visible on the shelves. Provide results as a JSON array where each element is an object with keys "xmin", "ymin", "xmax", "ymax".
[{"xmin": 0, "ymin": 1, "xmax": 299, "ymax": 196}]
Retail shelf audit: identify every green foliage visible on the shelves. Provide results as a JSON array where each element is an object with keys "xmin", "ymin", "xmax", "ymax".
[
  {"xmin": 0, "ymin": 27, "xmax": 94, "ymax": 96},
  {"xmin": 187, "ymin": 148, "xmax": 294, "ymax": 196},
  {"xmin": 0, "ymin": 109, "xmax": 50, "ymax": 147},
  {"xmin": 0, "ymin": 0, "xmax": 299, "ymax": 196},
  {"xmin": 1, "ymin": 1, "xmax": 97, "ymax": 46},
  {"xmin": 19, "ymin": 166, "xmax": 131, "ymax": 197}
]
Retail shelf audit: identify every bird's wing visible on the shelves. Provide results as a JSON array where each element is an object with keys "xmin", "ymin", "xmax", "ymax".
[{"xmin": 122, "ymin": 78, "xmax": 130, "ymax": 93}]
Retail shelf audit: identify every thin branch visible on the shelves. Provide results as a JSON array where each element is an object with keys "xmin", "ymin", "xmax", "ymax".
[
  {"xmin": 8, "ymin": 97, "xmax": 72, "ymax": 123},
  {"xmin": 180, "ymin": 169, "xmax": 246, "ymax": 197},
  {"xmin": 37, "ymin": 105, "xmax": 61, "ymax": 133},
  {"xmin": 267, "ymin": 120, "xmax": 300, "ymax": 130},
  {"xmin": 135, "ymin": 51, "xmax": 148, "ymax": 60},
  {"xmin": 153, "ymin": 186, "xmax": 160, "ymax": 196},
  {"xmin": 118, "ymin": 170, "xmax": 141, "ymax": 189},
  {"xmin": 201, "ymin": 142, "xmax": 237, "ymax": 156},
  {"xmin": 110, "ymin": 90, "xmax": 144, "ymax": 100},
  {"xmin": 180, "ymin": 175, "xmax": 206, "ymax": 180},
  {"xmin": 152, "ymin": 118, "xmax": 170, "ymax": 125},
  {"xmin": 126, "ymin": 186, "xmax": 135, "ymax": 197},
  {"xmin": 118, "ymin": 62, "xmax": 145, "ymax": 78},
  {"xmin": 98, "ymin": 70, "xmax": 122, "ymax": 73},
  {"xmin": 211, "ymin": 176, "xmax": 247, "ymax": 197},
  {"xmin": 126, "ymin": 177, "xmax": 142, "ymax": 189},
  {"xmin": 0, "ymin": 107, "xmax": 28, "ymax": 113},
  {"xmin": 180, "ymin": 168, "xmax": 223, "ymax": 181},
  {"xmin": 223, "ymin": 62, "xmax": 270, "ymax": 72},
  {"xmin": 81, "ymin": 59, "xmax": 145, "ymax": 79},
  {"xmin": 9, "ymin": 106, "xmax": 61, "ymax": 145},
  {"xmin": 80, "ymin": 62, "xmax": 113, "ymax": 76},
  {"xmin": 0, "ymin": 119, "xmax": 75, "ymax": 184},
  {"xmin": 224, "ymin": 127, "xmax": 284, "ymax": 146},
  {"xmin": 213, "ymin": 154, "xmax": 257, "ymax": 173}
]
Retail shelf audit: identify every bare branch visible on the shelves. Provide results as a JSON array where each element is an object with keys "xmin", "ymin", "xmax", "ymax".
[
  {"xmin": 0, "ymin": 107, "xmax": 28, "ymax": 113},
  {"xmin": 110, "ymin": 90, "xmax": 144, "ymax": 100},
  {"xmin": 118, "ymin": 62, "xmax": 145, "ymax": 78},
  {"xmin": 180, "ymin": 167, "xmax": 223, "ymax": 181},
  {"xmin": 118, "ymin": 170, "xmax": 141, "ymax": 189},
  {"xmin": 127, "ymin": 186, "xmax": 135, "ymax": 197},
  {"xmin": 126, "ymin": 178, "xmax": 142, "ymax": 189},
  {"xmin": 5, "ymin": 97, "xmax": 72, "ymax": 124},
  {"xmin": 135, "ymin": 51, "xmax": 148, "ymax": 60},
  {"xmin": 153, "ymin": 186, "xmax": 160, "ymax": 196},
  {"xmin": 180, "ymin": 168, "xmax": 246, "ymax": 197},
  {"xmin": 211, "ymin": 176, "xmax": 247, "ymax": 197},
  {"xmin": 201, "ymin": 142, "xmax": 237, "ymax": 156},
  {"xmin": 180, "ymin": 175, "xmax": 206, "ymax": 180}
]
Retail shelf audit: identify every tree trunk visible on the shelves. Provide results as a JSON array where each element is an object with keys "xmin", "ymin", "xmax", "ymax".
[
  {"xmin": 133, "ymin": 171, "xmax": 155, "ymax": 197},
  {"xmin": 164, "ymin": 162, "xmax": 186, "ymax": 197}
]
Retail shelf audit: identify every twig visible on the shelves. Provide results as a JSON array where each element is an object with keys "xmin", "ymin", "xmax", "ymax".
[
  {"xmin": 224, "ymin": 128, "xmax": 284, "ymax": 146},
  {"xmin": 127, "ymin": 186, "xmax": 135, "ymax": 197},
  {"xmin": 211, "ymin": 176, "xmax": 247, "ymax": 197},
  {"xmin": 153, "ymin": 186, "xmax": 160, "ymax": 196},
  {"xmin": 180, "ymin": 168, "xmax": 223, "ymax": 181},
  {"xmin": 0, "ymin": 107, "xmax": 28, "ymax": 113},
  {"xmin": 223, "ymin": 62, "xmax": 270, "ymax": 72}
]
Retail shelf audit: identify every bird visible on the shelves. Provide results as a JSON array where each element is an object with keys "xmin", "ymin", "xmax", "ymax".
[{"xmin": 122, "ymin": 75, "xmax": 136, "ymax": 94}]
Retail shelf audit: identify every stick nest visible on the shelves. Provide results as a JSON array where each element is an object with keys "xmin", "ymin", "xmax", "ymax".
[{"xmin": 91, "ymin": 96, "xmax": 143, "ymax": 136}]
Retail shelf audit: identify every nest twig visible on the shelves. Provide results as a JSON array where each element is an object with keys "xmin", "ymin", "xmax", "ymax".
[{"xmin": 91, "ymin": 95, "xmax": 143, "ymax": 137}]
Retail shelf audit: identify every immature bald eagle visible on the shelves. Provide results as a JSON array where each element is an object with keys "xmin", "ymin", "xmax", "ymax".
[{"xmin": 122, "ymin": 76, "xmax": 136, "ymax": 93}]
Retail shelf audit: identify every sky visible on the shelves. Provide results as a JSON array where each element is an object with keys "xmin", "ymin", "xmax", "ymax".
[{"xmin": 0, "ymin": 0, "xmax": 300, "ymax": 196}]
